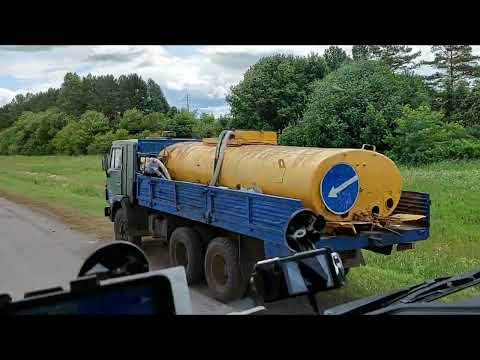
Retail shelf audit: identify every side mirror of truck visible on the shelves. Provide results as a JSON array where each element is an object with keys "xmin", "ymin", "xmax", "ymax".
[
  {"xmin": 251, "ymin": 247, "xmax": 346, "ymax": 304},
  {"xmin": 101, "ymin": 153, "xmax": 109, "ymax": 174}
]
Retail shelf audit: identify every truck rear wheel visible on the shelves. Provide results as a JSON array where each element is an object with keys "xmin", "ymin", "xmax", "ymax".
[
  {"xmin": 114, "ymin": 207, "xmax": 141, "ymax": 246},
  {"xmin": 169, "ymin": 227, "xmax": 204, "ymax": 284},
  {"xmin": 204, "ymin": 237, "xmax": 246, "ymax": 303}
]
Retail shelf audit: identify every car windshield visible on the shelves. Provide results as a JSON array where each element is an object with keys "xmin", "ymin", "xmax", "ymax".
[{"xmin": 0, "ymin": 44, "xmax": 479, "ymax": 315}]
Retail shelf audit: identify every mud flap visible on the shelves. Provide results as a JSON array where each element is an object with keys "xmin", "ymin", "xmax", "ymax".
[{"xmin": 339, "ymin": 249, "xmax": 365, "ymax": 268}]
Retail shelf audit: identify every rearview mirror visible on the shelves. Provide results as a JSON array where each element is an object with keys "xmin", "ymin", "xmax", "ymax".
[
  {"xmin": 78, "ymin": 241, "xmax": 150, "ymax": 280},
  {"xmin": 101, "ymin": 153, "xmax": 109, "ymax": 173},
  {"xmin": 251, "ymin": 247, "xmax": 345, "ymax": 304}
]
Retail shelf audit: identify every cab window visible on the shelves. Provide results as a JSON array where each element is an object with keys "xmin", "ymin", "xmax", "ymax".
[{"xmin": 110, "ymin": 148, "xmax": 122, "ymax": 169}]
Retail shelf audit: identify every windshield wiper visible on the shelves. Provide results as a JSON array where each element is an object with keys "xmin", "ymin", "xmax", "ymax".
[
  {"xmin": 397, "ymin": 270, "xmax": 480, "ymax": 304},
  {"xmin": 324, "ymin": 269, "xmax": 480, "ymax": 315}
]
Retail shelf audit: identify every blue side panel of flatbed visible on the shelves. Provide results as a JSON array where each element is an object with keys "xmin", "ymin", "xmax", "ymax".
[
  {"xmin": 135, "ymin": 173, "xmax": 431, "ymax": 259},
  {"xmin": 137, "ymin": 138, "xmax": 198, "ymax": 156},
  {"xmin": 136, "ymin": 174, "xmax": 303, "ymax": 257}
]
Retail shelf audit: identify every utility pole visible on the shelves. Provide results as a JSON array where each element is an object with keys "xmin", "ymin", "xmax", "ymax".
[{"xmin": 186, "ymin": 89, "xmax": 190, "ymax": 112}]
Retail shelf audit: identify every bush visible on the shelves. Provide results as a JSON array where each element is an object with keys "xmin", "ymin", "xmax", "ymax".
[
  {"xmin": 51, "ymin": 121, "xmax": 89, "ymax": 155},
  {"xmin": 193, "ymin": 113, "xmax": 225, "ymax": 138},
  {"xmin": 143, "ymin": 112, "xmax": 169, "ymax": 132},
  {"xmin": 166, "ymin": 110, "xmax": 196, "ymax": 138},
  {"xmin": 467, "ymin": 125, "xmax": 480, "ymax": 139},
  {"xmin": 86, "ymin": 129, "xmax": 130, "ymax": 154},
  {"xmin": 450, "ymin": 82, "xmax": 480, "ymax": 130},
  {"xmin": 279, "ymin": 61, "xmax": 430, "ymax": 150},
  {"xmin": 79, "ymin": 110, "xmax": 110, "ymax": 136},
  {"xmin": 119, "ymin": 108, "xmax": 145, "ymax": 134},
  {"xmin": 0, "ymin": 108, "xmax": 72, "ymax": 155},
  {"xmin": 0, "ymin": 127, "xmax": 20, "ymax": 155},
  {"xmin": 386, "ymin": 105, "xmax": 480, "ymax": 164}
]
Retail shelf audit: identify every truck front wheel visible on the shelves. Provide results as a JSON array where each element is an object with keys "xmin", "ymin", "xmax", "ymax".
[
  {"xmin": 169, "ymin": 227, "xmax": 204, "ymax": 284},
  {"xmin": 114, "ymin": 208, "xmax": 141, "ymax": 246},
  {"xmin": 204, "ymin": 237, "xmax": 246, "ymax": 303}
]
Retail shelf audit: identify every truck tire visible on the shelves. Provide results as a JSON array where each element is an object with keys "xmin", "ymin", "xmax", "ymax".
[
  {"xmin": 169, "ymin": 227, "xmax": 204, "ymax": 284},
  {"xmin": 204, "ymin": 237, "xmax": 246, "ymax": 303},
  {"xmin": 114, "ymin": 208, "xmax": 141, "ymax": 246},
  {"xmin": 192, "ymin": 224, "xmax": 215, "ymax": 249}
]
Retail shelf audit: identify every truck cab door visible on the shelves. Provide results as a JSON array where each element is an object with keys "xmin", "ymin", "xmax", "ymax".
[{"xmin": 107, "ymin": 146, "xmax": 124, "ymax": 200}]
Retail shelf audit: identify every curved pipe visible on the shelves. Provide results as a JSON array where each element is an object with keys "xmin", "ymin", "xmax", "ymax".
[
  {"xmin": 209, "ymin": 130, "xmax": 234, "ymax": 186},
  {"xmin": 158, "ymin": 159, "xmax": 172, "ymax": 180}
]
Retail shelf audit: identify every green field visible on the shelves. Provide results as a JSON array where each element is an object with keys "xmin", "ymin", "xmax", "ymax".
[
  {"xmin": 0, "ymin": 155, "xmax": 479, "ymax": 303},
  {"xmin": 0, "ymin": 156, "xmax": 105, "ymax": 215}
]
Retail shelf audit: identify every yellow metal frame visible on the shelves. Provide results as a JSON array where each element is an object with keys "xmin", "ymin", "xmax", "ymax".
[{"xmin": 203, "ymin": 130, "xmax": 277, "ymax": 146}]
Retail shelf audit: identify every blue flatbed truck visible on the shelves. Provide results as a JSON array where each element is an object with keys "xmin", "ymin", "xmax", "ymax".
[{"xmin": 102, "ymin": 138, "xmax": 431, "ymax": 302}]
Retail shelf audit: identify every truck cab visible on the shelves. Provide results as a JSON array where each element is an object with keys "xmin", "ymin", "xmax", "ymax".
[
  {"xmin": 102, "ymin": 138, "xmax": 193, "ymax": 245},
  {"xmin": 104, "ymin": 140, "xmax": 137, "ymax": 206}
]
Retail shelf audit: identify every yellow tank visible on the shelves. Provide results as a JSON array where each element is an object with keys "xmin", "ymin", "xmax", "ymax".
[{"xmin": 160, "ymin": 131, "xmax": 402, "ymax": 222}]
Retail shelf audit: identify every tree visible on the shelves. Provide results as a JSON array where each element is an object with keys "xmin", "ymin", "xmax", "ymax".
[
  {"xmin": 279, "ymin": 61, "xmax": 430, "ymax": 150},
  {"xmin": 422, "ymin": 45, "xmax": 480, "ymax": 116},
  {"xmin": 57, "ymin": 73, "xmax": 86, "ymax": 117},
  {"xmin": 93, "ymin": 75, "xmax": 120, "ymax": 120},
  {"xmin": 0, "ymin": 88, "xmax": 59, "ymax": 130},
  {"xmin": 167, "ymin": 106, "xmax": 178, "ymax": 118},
  {"xmin": 226, "ymin": 53, "xmax": 328, "ymax": 131},
  {"xmin": 144, "ymin": 79, "xmax": 170, "ymax": 114},
  {"xmin": 352, "ymin": 45, "xmax": 371, "ymax": 61},
  {"xmin": 117, "ymin": 74, "xmax": 148, "ymax": 113},
  {"xmin": 324, "ymin": 46, "xmax": 350, "ymax": 71},
  {"xmin": 0, "ymin": 72, "xmax": 171, "ymax": 155},
  {"xmin": 450, "ymin": 81, "xmax": 480, "ymax": 136},
  {"xmin": 368, "ymin": 45, "xmax": 421, "ymax": 71},
  {"xmin": 386, "ymin": 105, "xmax": 480, "ymax": 164},
  {"xmin": 0, "ymin": 103, "xmax": 18, "ymax": 130}
]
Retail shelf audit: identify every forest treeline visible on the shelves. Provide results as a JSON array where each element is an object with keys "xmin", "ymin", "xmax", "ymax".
[{"xmin": 1, "ymin": 45, "xmax": 480, "ymax": 164}]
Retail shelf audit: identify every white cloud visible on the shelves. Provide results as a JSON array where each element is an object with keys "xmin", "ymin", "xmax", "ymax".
[
  {"xmin": 2, "ymin": 45, "xmax": 480, "ymax": 111},
  {"xmin": 198, "ymin": 45, "xmax": 343, "ymax": 57},
  {"xmin": 197, "ymin": 105, "xmax": 230, "ymax": 116},
  {"xmin": 0, "ymin": 88, "xmax": 18, "ymax": 106}
]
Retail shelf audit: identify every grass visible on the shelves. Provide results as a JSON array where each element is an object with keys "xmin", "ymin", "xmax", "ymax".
[
  {"xmin": 0, "ymin": 155, "xmax": 479, "ymax": 304},
  {"xmin": 0, "ymin": 155, "xmax": 113, "ymax": 239},
  {"xmin": 0, "ymin": 155, "xmax": 105, "ymax": 215}
]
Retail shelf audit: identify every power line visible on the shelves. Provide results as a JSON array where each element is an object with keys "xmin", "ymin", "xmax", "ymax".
[{"xmin": 183, "ymin": 88, "xmax": 190, "ymax": 112}]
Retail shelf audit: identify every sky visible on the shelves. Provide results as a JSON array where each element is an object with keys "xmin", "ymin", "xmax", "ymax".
[{"xmin": 0, "ymin": 45, "xmax": 479, "ymax": 116}]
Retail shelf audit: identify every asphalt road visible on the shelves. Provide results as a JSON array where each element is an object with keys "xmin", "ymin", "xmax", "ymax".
[{"xmin": 0, "ymin": 196, "xmax": 317, "ymax": 314}]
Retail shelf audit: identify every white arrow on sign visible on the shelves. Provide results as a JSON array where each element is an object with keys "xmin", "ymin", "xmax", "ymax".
[{"xmin": 328, "ymin": 175, "xmax": 359, "ymax": 198}]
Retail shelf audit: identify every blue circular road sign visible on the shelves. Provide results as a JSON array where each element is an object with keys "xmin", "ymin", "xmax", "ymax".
[{"xmin": 320, "ymin": 163, "xmax": 360, "ymax": 215}]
